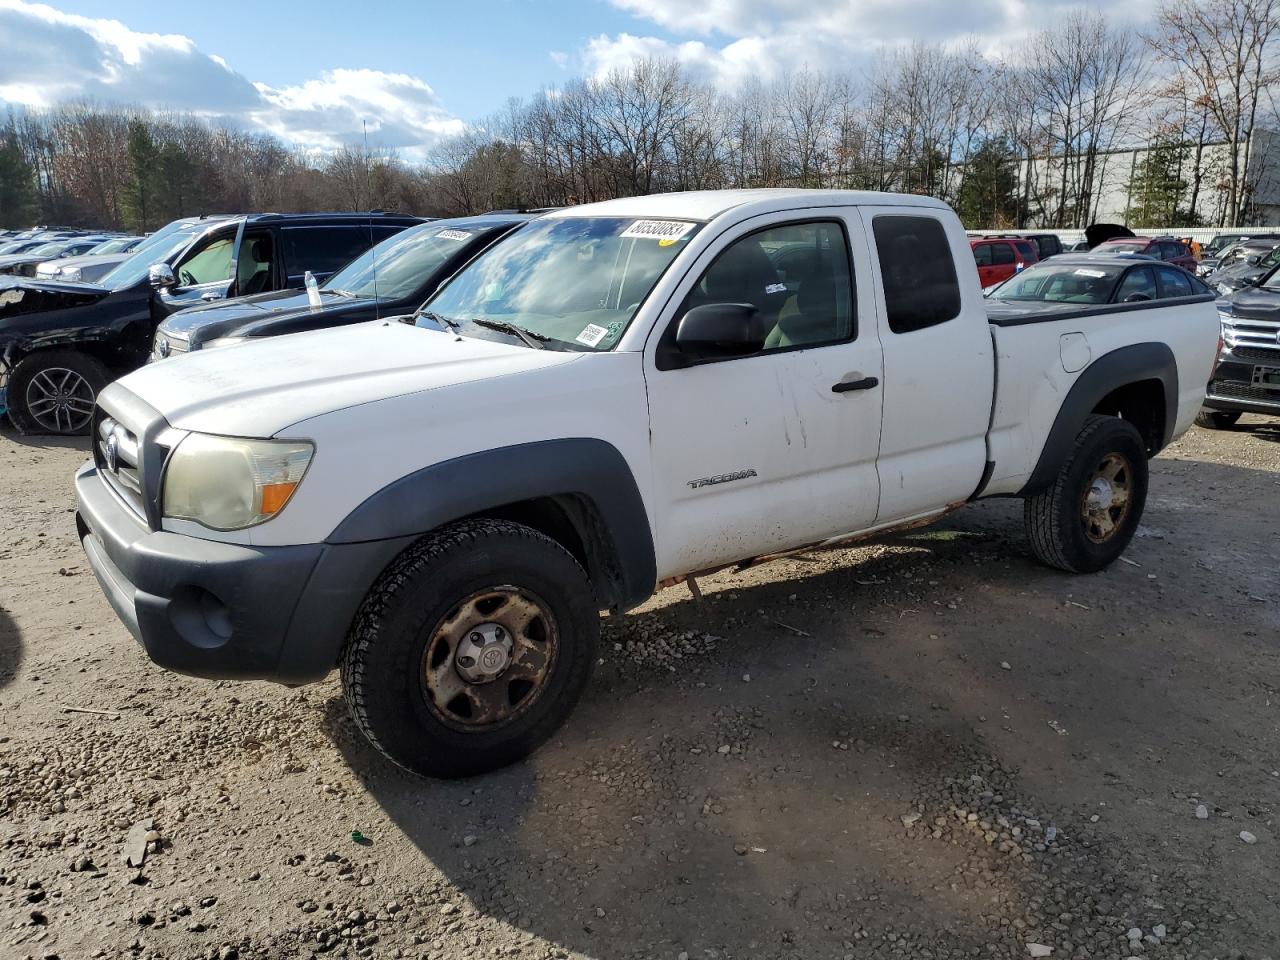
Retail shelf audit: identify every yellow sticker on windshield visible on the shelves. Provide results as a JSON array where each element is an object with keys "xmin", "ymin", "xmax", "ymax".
[{"xmin": 658, "ymin": 238, "xmax": 677, "ymax": 247}]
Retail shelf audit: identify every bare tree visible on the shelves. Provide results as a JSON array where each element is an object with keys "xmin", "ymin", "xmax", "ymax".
[{"xmin": 1150, "ymin": 0, "xmax": 1280, "ymax": 225}]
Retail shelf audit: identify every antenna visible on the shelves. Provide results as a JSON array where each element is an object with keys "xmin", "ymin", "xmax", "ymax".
[{"xmin": 363, "ymin": 119, "xmax": 379, "ymax": 318}]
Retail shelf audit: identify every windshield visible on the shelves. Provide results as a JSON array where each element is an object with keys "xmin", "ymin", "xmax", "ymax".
[
  {"xmin": 990, "ymin": 262, "xmax": 1123, "ymax": 303},
  {"xmin": 28, "ymin": 242, "xmax": 66, "ymax": 257},
  {"xmin": 325, "ymin": 222, "xmax": 501, "ymax": 301},
  {"xmin": 89, "ymin": 237, "xmax": 136, "ymax": 255},
  {"xmin": 419, "ymin": 216, "xmax": 700, "ymax": 351},
  {"xmin": 98, "ymin": 221, "xmax": 203, "ymax": 290}
]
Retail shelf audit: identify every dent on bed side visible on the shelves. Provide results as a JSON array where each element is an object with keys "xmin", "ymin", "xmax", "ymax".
[{"xmin": 325, "ymin": 438, "xmax": 658, "ymax": 610}]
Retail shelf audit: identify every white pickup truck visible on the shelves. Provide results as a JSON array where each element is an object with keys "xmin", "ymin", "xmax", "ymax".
[{"xmin": 75, "ymin": 190, "xmax": 1218, "ymax": 777}]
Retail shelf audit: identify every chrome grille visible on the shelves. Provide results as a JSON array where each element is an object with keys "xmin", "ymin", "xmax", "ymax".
[
  {"xmin": 96, "ymin": 414, "xmax": 146, "ymax": 518},
  {"xmin": 151, "ymin": 330, "xmax": 190, "ymax": 362},
  {"xmin": 1223, "ymin": 314, "xmax": 1280, "ymax": 357}
]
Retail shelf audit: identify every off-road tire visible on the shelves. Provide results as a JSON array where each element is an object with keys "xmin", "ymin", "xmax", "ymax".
[
  {"xmin": 1195, "ymin": 408, "xmax": 1241, "ymax": 430},
  {"xmin": 6, "ymin": 349, "xmax": 109, "ymax": 436},
  {"xmin": 1024, "ymin": 415, "xmax": 1149, "ymax": 573},
  {"xmin": 341, "ymin": 518, "xmax": 598, "ymax": 778}
]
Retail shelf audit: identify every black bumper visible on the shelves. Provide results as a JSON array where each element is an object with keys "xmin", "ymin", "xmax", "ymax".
[
  {"xmin": 75, "ymin": 462, "xmax": 413, "ymax": 685},
  {"xmin": 1204, "ymin": 354, "xmax": 1280, "ymax": 418}
]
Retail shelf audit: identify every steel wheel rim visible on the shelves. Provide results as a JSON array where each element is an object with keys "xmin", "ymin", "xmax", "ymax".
[
  {"xmin": 1080, "ymin": 452, "xmax": 1133, "ymax": 543},
  {"xmin": 421, "ymin": 585, "xmax": 558, "ymax": 731},
  {"xmin": 25, "ymin": 367, "xmax": 95, "ymax": 433}
]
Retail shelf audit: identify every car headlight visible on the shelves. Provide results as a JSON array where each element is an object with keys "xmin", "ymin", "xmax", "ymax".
[
  {"xmin": 162, "ymin": 433, "xmax": 313, "ymax": 530},
  {"xmin": 60, "ymin": 266, "xmax": 82, "ymax": 282}
]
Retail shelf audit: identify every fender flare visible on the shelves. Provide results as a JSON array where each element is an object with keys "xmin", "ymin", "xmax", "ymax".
[
  {"xmin": 326, "ymin": 438, "xmax": 657, "ymax": 610},
  {"xmin": 1017, "ymin": 342, "xmax": 1178, "ymax": 497}
]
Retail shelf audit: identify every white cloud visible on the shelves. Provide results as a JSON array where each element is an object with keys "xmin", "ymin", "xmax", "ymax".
[
  {"xmin": 589, "ymin": 0, "xmax": 1152, "ymax": 87},
  {"xmin": 0, "ymin": 0, "xmax": 462, "ymax": 156}
]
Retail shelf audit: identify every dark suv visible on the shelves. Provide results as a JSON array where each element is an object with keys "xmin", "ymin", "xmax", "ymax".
[
  {"xmin": 0, "ymin": 211, "xmax": 422, "ymax": 434},
  {"xmin": 152, "ymin": 213, "xmax": 535, "ymax": 358}
]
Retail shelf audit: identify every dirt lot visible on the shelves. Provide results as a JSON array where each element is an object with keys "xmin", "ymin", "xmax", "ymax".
[{"xmin": 1, "ymin": 417, "xmax": 1278, "ymax": 960}]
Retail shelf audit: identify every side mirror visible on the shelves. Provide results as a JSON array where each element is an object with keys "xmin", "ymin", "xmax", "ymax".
[
  {"xmin": 676, "ymin": 303, "xmax": 765, "ymax": 355},
  {"xmin": 1123, "ymin": 293, "xmax": 1153, "ymax": 303},
  {"xmin": 149, "ymin": 263, "xmax": 176, "ymax": 289}
]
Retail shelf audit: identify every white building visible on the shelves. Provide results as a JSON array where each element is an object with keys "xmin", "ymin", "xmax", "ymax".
[{"xmin": 1016, "ymin": 129, "xmax": 1280, "ymax": 228}]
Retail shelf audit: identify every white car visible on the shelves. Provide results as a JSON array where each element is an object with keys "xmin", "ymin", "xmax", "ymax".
[{"xmin": 75, "ymin": 189, "xmax": 1219, "ymax": 777}]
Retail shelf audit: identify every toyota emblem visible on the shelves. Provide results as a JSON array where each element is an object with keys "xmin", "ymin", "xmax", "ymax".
[{"xmin": 104, "ymin": 433, "xmax": 119, "ymax": 472}]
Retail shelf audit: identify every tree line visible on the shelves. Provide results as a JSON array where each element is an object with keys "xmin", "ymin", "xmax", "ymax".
[{"xmin": 1, "ymin": 0, "xmax": 1277, "ymax": 232}]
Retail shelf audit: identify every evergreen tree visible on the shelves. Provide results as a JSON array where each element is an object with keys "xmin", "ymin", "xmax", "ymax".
[
  {"xmin": 121, "ymin": 119, "xmax": 161, "ymax": 231},
  {"xmin": 1126, "ymin": 140, "xmax": 1199, "ymax": 227},
  {"xmin": 0, "ymin": 131, "xmax": 36, "ymax": 228},
  {"xmin": 955, "ymin": 139, "xmax": 1019, "ymax": 229}
]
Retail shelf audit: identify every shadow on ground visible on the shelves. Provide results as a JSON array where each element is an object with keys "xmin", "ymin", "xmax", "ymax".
[
  {"xmin": 0, "ymin": 607, "xmax": 20, "ymax": 689},
  {"xmin": 320, "ymin": 465, "xmax": 1280, "ymax": 957}
]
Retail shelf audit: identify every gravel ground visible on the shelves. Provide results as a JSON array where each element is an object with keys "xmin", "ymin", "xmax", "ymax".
[{"xmin": 1, "ymin": 417, "xmax": 1278, "ymax": 960}]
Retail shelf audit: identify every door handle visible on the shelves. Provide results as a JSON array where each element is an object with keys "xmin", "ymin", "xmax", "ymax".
[{"xmin": 832, "ymin": 376, "xmax": 879, "ymax": 393}]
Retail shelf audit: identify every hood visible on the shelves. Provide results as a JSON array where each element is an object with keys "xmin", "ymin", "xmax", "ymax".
[
  {"xmin": 1223, "ymin": 283, "xmax": 1280, "ymax": 320},
  {"xmin": 0, "ymin": 276, "xmax": 111, "ymax": 320},
  {"xmin": 160, "ymin": 289, "xmax": 371, "ymax": 344},
  {"xmin": 117, "ymin": 319, "xmax": 584, "ymax": 437},
  {"xmin": 1084, "ymin": 223, "xmax": 1135, "ymax": 249},
  {"xmin": 37, "ymin": 252, "xmax": 129, "ymax": 274}
]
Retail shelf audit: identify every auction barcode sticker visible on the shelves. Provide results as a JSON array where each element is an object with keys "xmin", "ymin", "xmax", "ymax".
[
  {"xmin": 620, "ymin": 219, "xmax": 696, "ymax": 241},
  {"xmin": 436, "ymin": 229, "xmax": 472, "ymax": 242}
]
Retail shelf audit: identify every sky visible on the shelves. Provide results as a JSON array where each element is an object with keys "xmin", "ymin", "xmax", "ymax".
[{"xmin": 0, "ymin": 0, "xmax": 1128, "ymax": 159}]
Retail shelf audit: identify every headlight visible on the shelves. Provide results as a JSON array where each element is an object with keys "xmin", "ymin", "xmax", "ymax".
[
  {"xmin": 60, "ymin": 267, "xmax": 82, "ymax": 282},
  {"xmin": 162, "ymin": 434, "xmax": 313, "ymax": 530}
]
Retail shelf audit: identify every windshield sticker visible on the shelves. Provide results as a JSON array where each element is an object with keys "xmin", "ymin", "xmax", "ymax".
[
  {"xmin": 1073, "ymin": 269, "xmax": 1108, "ymax": 278},
  {"xmin": 576, "ymin": 323, "xmax": 609, "ymax": 347},
  {"xmin": 435, "ymin": 229, "xmax": 471, "ymax": 242},
  {"xmin": 765, "ymin": 282, "xmax": 787, "ymax": 294},
  {"xmin": 620, "ymin": 219, "xmax": 696, "ymax": 242}
]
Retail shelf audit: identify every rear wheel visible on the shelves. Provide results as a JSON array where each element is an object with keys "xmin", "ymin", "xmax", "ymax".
[
  {"xmin": 6, "ymin": 350, "xmax": 108, "ymax": 436},
  {"xmin": 1195, "ymin": 408, "xmax": 1241, "ymax": 430},
  {"xmin": 1024, "ymin": 415, "xmax": 1149, "ymax": 573},
  {"xmin": 341, "ymin": 518, "xmax": 598, "ymax": 778}
]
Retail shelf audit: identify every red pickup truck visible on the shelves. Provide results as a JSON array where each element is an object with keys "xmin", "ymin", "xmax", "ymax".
[{"xmin": 971, "ymin": 237, "xmax": 1039, "ymax": 288}]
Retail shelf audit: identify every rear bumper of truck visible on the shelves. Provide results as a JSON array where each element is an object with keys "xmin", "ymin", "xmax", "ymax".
[{"xmin": 75, "ymin": 461, "xmax": 412, "ymax": 685}]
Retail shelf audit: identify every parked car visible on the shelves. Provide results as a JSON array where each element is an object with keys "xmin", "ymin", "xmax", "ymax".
[
  {"xmin": 1064, "ymin": 239, "xmax": 1091, "ymax": 252},
  {"xmin": 36, "ymin": 236, "xmax": 147, "ymax": 284},
  {"xmin": 35, "ymin": 235, "xmax": 142, "ymax": 281},
  {"xmin": 0, "ymin": 236, "xmax": 114, "ymax": 278},
  {"xmin": 1092, "ymin": 236, "xmax": 1198, "ymax": 271},
  {"xmin": 151, "ymin": 213, "xmax": 533, "ymax": 359},
  {"xmin": 971, "ymin": 236, "xmax": 1039, "ymax": 288},
  {"xmin": 1000, "ymin": 232, "xmax": 1063, "ymax": 259},
  {"xmin": 985, "ymin": 255, "xmax": 1212, "ymax": 315},
  {"xmin": 0, "ymin": 239, "xmax": 49, "ymax": 256},
  {"xmin": 1205, "ymin": 240, "xmax": 1280, "ymax": 294},
  {"xmin": 1202, "ymin": 232, "xmax": 1276, "ymax": 260},
  {"xmin": 1200, "ymin": 271, "xmax": 1280, "ymax": 428},
  {"xmin": 75, "ymin": 189, "xmax": 1218, "ymax": 778},
  {"xmin": 0, "ymin": 211, "xmax": 422, "ymax": 434}
]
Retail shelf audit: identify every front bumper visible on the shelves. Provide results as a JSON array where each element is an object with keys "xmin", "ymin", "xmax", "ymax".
[
  {"xmin": 75, "ymin": 462, "xmax": 412, "ymax": 684},
  {"xmin": 1204, "ymin": 351, "xmax": 1280, "ymax": 417}
]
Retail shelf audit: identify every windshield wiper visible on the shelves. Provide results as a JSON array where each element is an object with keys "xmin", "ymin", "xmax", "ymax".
[
  {"xmin": 419, "ymin": 310, "xmax": 463, "ymax": 334},
  {"xmin": 470, "ymin": 317, "xmax": 547, "ymax": 350},
  {"xmin": 326, "ymin": 288, "xmax": 358, "ymax": 299}
]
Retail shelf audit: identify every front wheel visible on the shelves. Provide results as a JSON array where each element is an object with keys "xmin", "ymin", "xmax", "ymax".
[
  {"xmin": 341, "ymin": 519, "xmax": 598, "ymax": 778},
  {"xmin": 1024, "ymin": 415, "xmax": 1149, "ymax": 573},
  {"xmin": 6, "ymin": 350, "xmax": 108, "ymax": 436},
  {"xmin": 1195, "ymin": 408, "xmax": 1241, "ymax": 430}
]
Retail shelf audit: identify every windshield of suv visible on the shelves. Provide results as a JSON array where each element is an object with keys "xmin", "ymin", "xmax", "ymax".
[
  {"xmin": 990, "ymin": 262, "xmax": 1124, "ymax": 303},
  {"xmin": 27, "ymin": 242, "xmax": 68, "ymax": 257},
  {"xmin": 89, "ymin": 237, "xmax": 137, "ymax": 255},
  {"xmin": 418, "ymin": 216, "xmax": 700, "ymax": 351},
  {"xmin": 99, "ymin": 221, "xmax": 204, "ymax": 290},
  {"xmin": 325, "ymin": 222, "xmax": 503, "ymax": 302}
]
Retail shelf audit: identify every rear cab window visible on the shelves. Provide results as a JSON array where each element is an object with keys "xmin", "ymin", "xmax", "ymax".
[{"xmin": 873, "ymin": 215, "xmax": 961, "ymax": 333}]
